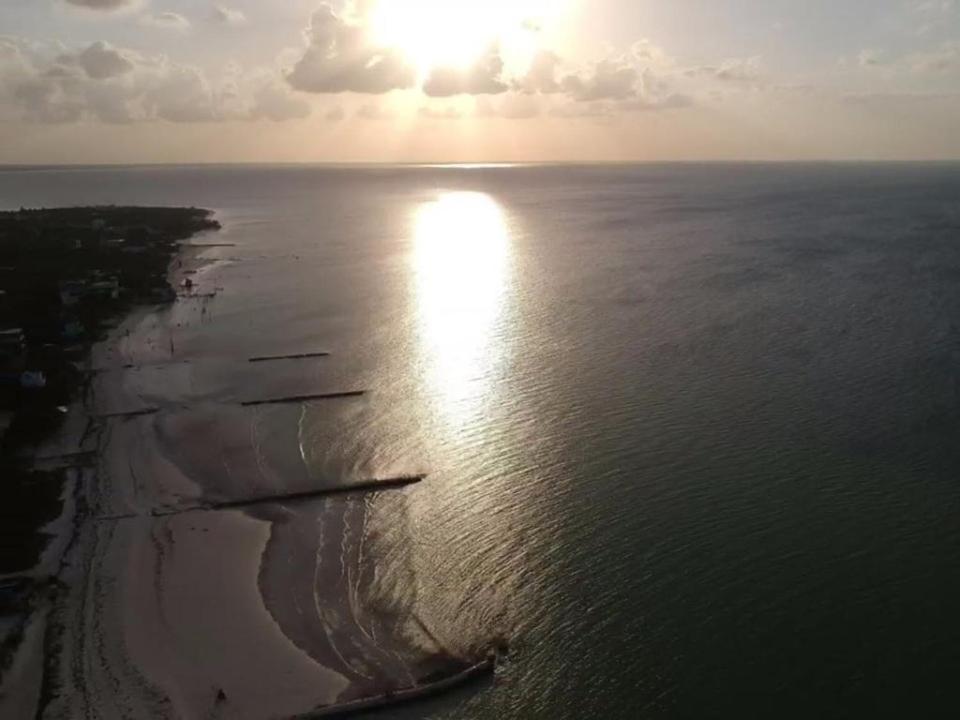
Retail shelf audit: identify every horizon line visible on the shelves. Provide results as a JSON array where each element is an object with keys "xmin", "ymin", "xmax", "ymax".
[{"xmin": 2, "ymin": 159, "xmax": 960, "ymax": 171}]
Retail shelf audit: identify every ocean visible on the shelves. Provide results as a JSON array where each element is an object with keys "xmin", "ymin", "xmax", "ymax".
[{"xmin": 2, "ymin": 163, "xmax": 960, "ymax": 718}]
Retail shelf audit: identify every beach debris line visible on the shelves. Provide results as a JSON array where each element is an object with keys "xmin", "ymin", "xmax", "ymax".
[
  {"xmin": 248, "ymin": 351, "xmax": 331, "ymax": 363},
  {"xmin": 240, "ymin": 390, "xmax": 365, "ymax": 407}
]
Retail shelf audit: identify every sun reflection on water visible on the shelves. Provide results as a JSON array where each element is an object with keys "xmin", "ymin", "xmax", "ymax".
[{"xmin": 413, "ymin": 192, "xmax": 512, "ymax": 426}]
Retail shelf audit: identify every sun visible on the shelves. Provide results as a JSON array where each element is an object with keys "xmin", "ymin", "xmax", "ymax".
[{"xmin": 368, "ymin": 0, "xmax": 560, "ymax": 77}]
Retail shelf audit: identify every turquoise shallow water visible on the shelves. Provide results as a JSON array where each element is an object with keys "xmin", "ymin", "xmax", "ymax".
[{"xmin": 3, "ymin": 163, "xmax": 960, "ymax": 718}]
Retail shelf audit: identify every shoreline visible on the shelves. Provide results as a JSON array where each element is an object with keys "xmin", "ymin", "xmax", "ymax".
[
  {"xmin": 3, "ymin": 205, "xmax": 495, "ymax": 719},
  {"xmin": 0, "ymin": 207, "xmax": 223, "ymax": 716}
]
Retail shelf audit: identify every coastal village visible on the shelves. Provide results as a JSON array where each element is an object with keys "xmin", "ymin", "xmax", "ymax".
[{"xmin": 0, "ymin": 206, "xmax": 220, "ymax": 676}]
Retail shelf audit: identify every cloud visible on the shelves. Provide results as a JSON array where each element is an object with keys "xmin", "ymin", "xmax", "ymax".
[
  {"xmin": 248, "ymin": 73, "xmax": 312, "ymax": 121},
  {"xmin": 630, "ymin": 39, "xmax": 674, "ymax": 68},
  {"xmin": 213, "ymin": 5, "xmax": 247, "ymax": 25},
  {"xmin": 286, "ymin": 4, "xmax": 416, "ymax": 94},
  {"xmin": 63, "ymin": 0, "xmax": 135, "ymax": 9},
  {"xmin": 621, "ymin": 91, "xmax": 693, "ymax": 112},
  {"xmin": 909, "ymin": 41, "xmax": 960, "ymax": 72},
  {"xmin": 57, "ymin": 41, "xmax": 135, "ymax": 80},
  {"xmin": 0, "ymin": 37, "xmax": 312, "ymax": 125},
  {"xmin": 688, "ymin": 56, "xmax": 763, "ymax": 82},
  {"xmin": 547, "ymin": 41, "xmax": 675, "ymax": 103},
  {"xmin": 422, "ymin": 47, "xmax": 508, "ymax": 97},
  {"xmin": 0, "ymin": 39, "xmax": 71, "ymax": 122},
  {"xmin": 141, "ymin": 63, "xmax": 219, "ymax": 122},
  {"xmin": 855, "ymin": 41, "xmax": 960, "ymax": 75},
  {"xmin": 141, "ymin": 12, "xmax": 191, "ymax": 31},
  {"xmin": 514, "ymin": 50, "xmax": 563, "ymax": 94},
  {"xmin": 510, "ymin": 41, "xmax": 694, "ymax": 115},
  {"xmin": 561, "ymin": 58, "xmax": 640, "ymax": 102}
]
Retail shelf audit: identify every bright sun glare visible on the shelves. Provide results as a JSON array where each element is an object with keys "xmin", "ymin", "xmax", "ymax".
[
  {"xmin": 413, "ymin": 192, "xmax": 512, "ymax": 418},
  {"xmin": 369, "ymin": 0, "xmax": 560, "ymax": 76}
]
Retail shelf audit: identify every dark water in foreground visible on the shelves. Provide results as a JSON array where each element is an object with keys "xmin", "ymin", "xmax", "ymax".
[{"xmin": 4, "ymin": 163, "xmax": 960, "ymax": 718}]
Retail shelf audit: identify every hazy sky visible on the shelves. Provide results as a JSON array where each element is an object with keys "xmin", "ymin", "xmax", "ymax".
[{"xmin": 1, "ymin": 0, "xmax": 959, "ymax": 163}]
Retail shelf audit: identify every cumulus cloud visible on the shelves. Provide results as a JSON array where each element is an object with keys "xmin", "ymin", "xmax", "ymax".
[
  {"xmin": 422, "ymin": 47, "xmax": 508, "ymax": 97},
  {"xmin": 688, "ymin": 56, "xmax": 763, "ymax": 82},
  {"xmin": 248, "ymin": 73, "xmax": 312, "ymax": 121},
  {"xmin": 561, "ymin": 58, "xmax": 639, "ymax": 102},
  {"xmin": 1, "ymin": 39, "xmax": 126, "ymax": 122},
  {"xmin": 286, "ymin": 4, "xmax": 416, "ymax": 94},
  {"xmin": 281, "ymin": 1, "xmax": 692, "ymax": 111},
  {"xmin": 213, "ymin": 4, "xmax": 247, "ymax": 25},
  {"xmin": 523, "ymin": 41, "xmax": 679, "ymax": 105},
  {"xmin": 514, "ymin": 50, "xmax": 563, "ymax": 94},
  {"xmin": 141, "ymin": 12, "xmax": 191, "ymax": 31},
  {"xmin": 511, "ymin": 41, "xmax": 693, "ymax": 115},
  {"xmin": 0, "ymin": 37, "xmax": 312, "ymax": 125},
  {"xmin": 57, "ymin": 41, "xmax": 135, "ymax": 80},
  {"xmin": 141, "ymin": 63, "xmax": 218, "ymax": 122},
  {"xmin": 63, "ymin": 0, "xmax": 135, "ymax": 9},
  {"xmin": 855, "ymin": 41, "xmax": 960, "ymax": 75}
]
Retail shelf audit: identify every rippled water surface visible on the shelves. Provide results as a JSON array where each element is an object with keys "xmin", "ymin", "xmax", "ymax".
[{"xmin": 3, "ymin": 163, "xmax": 960, "ymax": 718}]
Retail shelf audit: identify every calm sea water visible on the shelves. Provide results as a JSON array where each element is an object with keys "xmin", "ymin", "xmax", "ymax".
[{"xmin": 3, "ymin": 163, "xmax": 960, "ymax": 718}]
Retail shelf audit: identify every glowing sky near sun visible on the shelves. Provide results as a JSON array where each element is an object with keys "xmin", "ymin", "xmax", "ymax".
[
  {"xmin": 368, "ymin": 0, "xmax": 559, "ymax": 75},
  {"xmin": 0, "ymin": 0, "xmax": 959, "ymax": 162}
]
